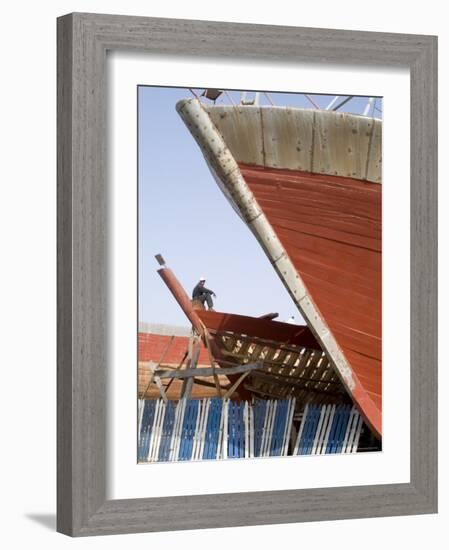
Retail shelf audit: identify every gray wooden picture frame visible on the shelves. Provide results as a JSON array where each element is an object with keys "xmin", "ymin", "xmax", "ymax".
[{"xmin": 57, "ymin": 12, "xmax": 438, "ymax": 537}]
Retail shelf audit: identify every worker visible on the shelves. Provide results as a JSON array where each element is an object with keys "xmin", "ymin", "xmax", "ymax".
[{"xmin": 192, "ymin": 277, "xmax": 216, "ymax": 311}]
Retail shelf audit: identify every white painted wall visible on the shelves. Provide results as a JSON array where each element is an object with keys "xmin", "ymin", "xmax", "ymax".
[{"xmin": 0, "ymin": 0, "xmax": 446, "ymax": 547}]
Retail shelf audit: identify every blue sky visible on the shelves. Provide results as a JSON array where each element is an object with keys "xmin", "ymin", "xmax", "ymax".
[{"xmin": 138, "ymin": 87, "xmax": 381, "ymax": 327}]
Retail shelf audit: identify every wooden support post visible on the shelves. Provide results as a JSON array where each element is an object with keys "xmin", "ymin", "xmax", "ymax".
[
  {"xmin": 163, "ymin": 350, "xmax": 188, "ymax": 395},
  {"xmin": 180, "ymin": 330, "xmax": 195, "ymax": 397},
  {"xmin": 190, "ymin": 378, "xmax": 230, "ymax": 391},
  {"xmin": 139, "ymin": 361, "xmax": 157, "ymax": 400},
  {"xmin": 155, "ymin": 361, "xmax": 263, "ymax": 380},
  {"xmin": 223, "ymin": 370, "xmax": 251, "ymax": 399},
  {"xmin": 201, "ymin": 321, "xmax": 222, "ymax": 398},
  {"xmin": 182, "ymin": 335, "xmax": 200, "ymax": 399},
  {"xmin": 154, "ymin": 376, "xmax": 168, "ymax": 403}
]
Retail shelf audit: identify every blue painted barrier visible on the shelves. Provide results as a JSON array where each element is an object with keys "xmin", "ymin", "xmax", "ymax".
[{"xmin": 137, "ymin": 399, "xmax": 364, "ymax": 463}]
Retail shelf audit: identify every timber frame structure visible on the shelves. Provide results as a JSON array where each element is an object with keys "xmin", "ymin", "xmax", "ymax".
[{"xmin": 152, "ymin": 260, "xmax": 351, "ymax": 406}]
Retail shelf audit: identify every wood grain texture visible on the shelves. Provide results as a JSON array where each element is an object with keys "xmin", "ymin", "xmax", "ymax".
[
  {"xmin": 409, "ymin": 35, "xmax": 438, "ymax": 510},
  {"xmin": 57, "ymin": 14, "xmax": 73, "ymax": 536},
  {"xmin": 197, "ymin": 309, "xmax": 322, "ymax": 350},
  {"xmin": 204, "ymin": 106, "xmax": 382, "ymax": 182},
  {"xmin": 57, "ymin": 12, "xmax": 437, "ymax": 536},
  {"xmin": 240, "ymin": 164, "xmax": 382, "ymax": 436}
]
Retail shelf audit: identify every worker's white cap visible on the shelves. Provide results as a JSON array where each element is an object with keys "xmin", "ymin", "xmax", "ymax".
[{"xmin": 199, "ymin": 276, "xmax": 206, "ymax": 281}]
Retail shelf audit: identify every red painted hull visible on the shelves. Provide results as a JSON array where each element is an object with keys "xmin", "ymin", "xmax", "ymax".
[
  {"xmin": 196, "ymin": 309, "xmax": 321, "ymax": 350},
  {"xmin": 239, "ymin": 163, "xmax": 382, "ymax": 436}
]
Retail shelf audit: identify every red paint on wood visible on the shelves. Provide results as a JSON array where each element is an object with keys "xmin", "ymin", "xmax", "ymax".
[
  {"xmin": 239, "ymin": 163, "xmax": 382, "ymax": 437},
  {"xmin": 156, "ymin": 266, "xmax": 252, "ymax": 399},
  {"xmin": 196, "ymin": 310, "xmax": 321, "ymax": 350},
  {"xmin": 157, "ymin": 268, "xmax": 204, "ymax": 334},
  {"xmin": 138, "ymin": 333, "xmax": 211, "ymax": 364}
]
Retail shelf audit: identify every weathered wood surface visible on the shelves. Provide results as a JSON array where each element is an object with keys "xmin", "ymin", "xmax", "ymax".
[
  {"xmin": 139, "ymin": 362, "xmax": 231, "ymax": 400},
  {"xmin": 241, "ymin": 163, "xmax": 382, "ymax": 435},
  {"xmin": 155, "ymin": 361, "xmax": 263, "ymax": 379},
  {"xmin": 177, "ymin": 98, "xmax": 382, "ymax": 436},
  {"xmin": 204, "ymin": 105, "xmax": 382, "ymax": 182},
  {"xmin": 197, "ymin": 309, "xmax": 321, "ymax": 350},
  {"xmin": 197, "ymin": 310, "xmax": 347, "ymax": 405}
]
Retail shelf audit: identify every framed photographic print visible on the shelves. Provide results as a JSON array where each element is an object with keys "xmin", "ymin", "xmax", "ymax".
[
  {"xmin": 136, "ymin": 86, "xmax": 382, "ymax": 463},
  {"xmin": 57, "ymin": 12, "xmax": 437, "ymax": 536}
]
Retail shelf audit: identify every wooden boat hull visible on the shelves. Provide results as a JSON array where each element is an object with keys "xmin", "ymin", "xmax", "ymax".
[
  {"xmin": 239, "ymin": 163, "xmax": 381, "ymax": 434},
  {"xmin": 177, "ymin": 99, "xmax": 382, "ymax": 437}
]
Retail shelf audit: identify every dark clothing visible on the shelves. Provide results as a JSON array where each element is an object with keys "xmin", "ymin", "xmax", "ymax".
[
  {"xmin": 192, "ymin": 283, "xmax": 214, "ymax": 299},
  {"xmin": 196, "ymin": 292, "xmax": 214, "ymax": 309},
  {"xmin": 192, "ymin": 283, "xmax": 215, "ymax": 309}
]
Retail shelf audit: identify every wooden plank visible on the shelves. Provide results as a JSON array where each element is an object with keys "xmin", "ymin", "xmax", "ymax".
[
  {"xmin": 344, "ymin": 409, "xmax": 357, "ymax": 454},
  {"xmin": 260, "ymin": 400, "xmax": 270, "ymax": 457},
  {"xmin": 216, "ymin": 400, "xmax": 224, "ymax": 459},
  {"xmin": 334, "ymin": 405, "xmax": 350, "ymax": 453},
  {"xmin": 178, "ymin": 400, "xmax": 189, "ymax": 461},
  {"xmin": 146, "ymin": 400, "xmax": 159, "ymax": 462},
  {"xmin": 149, "ymin": 401, "xmax": 160, "ymax": 462},
  {"xmin": 201, "ymin": 399, "xmax": 212, "ymax": 459},
  {"xmin": 191, "ymin": 399, "xmax": 202, "ymax": 460},
  {"xmin": 173, "ymin": 398, "xmax": 186, "ymax": 462},
  {"xmin": 239, "ymin": 402, "xmax": 245, "ymax": 458},
  {"xmin": 321, "ymin": 405, "xmax": 336, "ymax": 455},
  {"xmin": 223, "ymin": 371, "xmax": 251, "ymax": 399},
  {"xmin": 217, "ymin": 332, "xmax": 312, "ymax": 358},
  {"xmin": 296, "ymin": 406, "xmax": 310, "ymax": 455},
  {"xmin": 138, "ymin": 400, "xmax": 155, "ymax": 462},
  {"xmin": 197, "ymin": 310, "xmax": 321, "ymax": 350},
  {"xmin": 159, "ymin": 402, "xmax": 176, "ymax": 462},
  {"xmin": 228, "ymin": 402, "xmax": 234, "ymax": 458},
  {"xmin": 311, "ymin": 405, "xmax": 327, "ymax": 455},
  {"xmin": 244, "ymin": 402, "xmax": 249, "ymax": 459},
  {"xmin": 291, "ymin": 349, "xmax": 313, "ymax": 380},
  {"xmin": 265, "ymin": 401, "xmax": 277, "ymax": 457},
  {"xmin": 283, "ymin": 397, "xmax": 296, "ymax": 456},
  {"xmin": 162, "ymin": 350, "xmax": 189, "ymax": 395},
  {"xmin": 201, "ymin": 323, "xmax": 223, "ymax": 398},
  {"xmin": 249, "ymin": 405, "xmax": 255, "ymax": 458},
  {"xmin": 153, "ymin": 376, "xmax": 168, "ymax": 403},
  {"xmin": 244, "ymin": 385, "xmax": 287, "ymax": 400},
  {"xmin": 334, "ymin": 406, "xmax": 351, "ymax": 453},
  {"xmin": 138, "ymin": 399, "xmax": 145, "ymax": 438},
  {"xmin": 206, "ymin": 399, "xmax": 214, "ymax": 459},
  {"xmin": 182, "ymin": 337, "xmax": 201, "ymax": 399},
  {"xmin": 155, "ymin": 361, "xmax": 263, "ymax": 379},
  {"xmin": 272, "ymin": 400, "xmax": 285, "ymax": 456},
  {"xmin": 139, "ymin": 361, "xmax": 157, "ymax": 400},
  {"xmin": 293, "ymin": 404, "xmax": 308, "ymax": 455},
  {"xmin": 190, "ymin": 378, "xmax": 230, "ymax": 391},
  {"xmin": 342, "ymin": 407, "xmax": 357, "ymax": 453},
  {"xmin": 304, "ymin": 406, "xmax": 320, "ymax": 455},
  {"xmin": 153, "ymin": 402, "xmax": 166, "ymax": 462},
  {"xmin": 223, "ymin": 399, "xmax": 228, "ymax": 459},
  {"xmin": 147, "ymin": 400, "xmax": 160, "ymax": 462},
  {"xmin": 250, "ymin": 370, "xmax": 344, "ymax": 397},
  {"xmin": 200, "ymin": 399, "xmax": 210, "ymax": 460},
  {"xmin": 352, "ymin": 415, "xmax": 364, "ymax": 453},
  {"xmin": 325, "ymin": 405, "xmax": 340, "ymax": 454},
  {"xmin": 188, "ymin": 400, "xmax": 199, "ymax": 460},
  {"xmin": 200, "ymin": 399, "xmax": 210, "ymax": 459}
]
